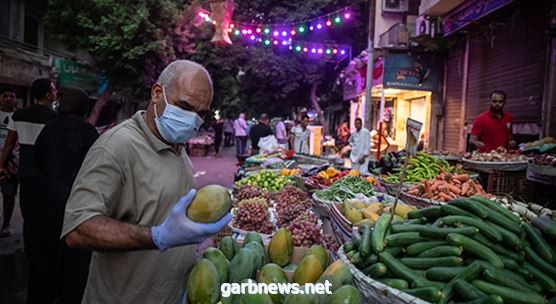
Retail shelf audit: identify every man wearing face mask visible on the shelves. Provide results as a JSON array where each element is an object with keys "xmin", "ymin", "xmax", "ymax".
[
  {"xmin": 470, "ymin": 90, "xmax": 515, "ymax": 152},
  {"xmin": 61, "ymin": 60, "xmax": 231, "ymax": 303}
]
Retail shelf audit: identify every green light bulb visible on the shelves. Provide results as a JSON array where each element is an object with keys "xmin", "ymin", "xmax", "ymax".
[
  {"xmin": 334, "ymin": 16, "xmax": 341, "ymax": 23},
  {"xmin": 234, "ymin": 30, "xmax": 240, "ymax": 35},
  {"xmin": 298, "ymin": 26, "xmax": 305, "ymax": 33},
  {"xmin": 326, "ymin": 49, "xmax": 331, "ymax": 54},
  {"xmin": 264, "ymin": 40, "xmax": 270, "ymax": 45},
  {"xmin": 264, "ymin": 28, "xmax": 270, "ymax": 34},
  {"xmin": 295, "ymin": 46, "xmax": 302, "ymax": 51}
]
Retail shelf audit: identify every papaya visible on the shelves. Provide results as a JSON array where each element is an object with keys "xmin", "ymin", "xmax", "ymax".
[
  {"xmin": 293, "ymin": 255, "xmax": 324, "ymax": 284},
  {"xmin": 325, "ymin": 285, "xmax": 362, "ymax": 304},
  {"xmin": 244, "ymin": 241, "xmax": 266, "ymax": 270},
  {"xmin": 283, "ymin": 292, "xmax": 318, "ymax": 304},
  {"xmin": 342, "ymin": 201, "xmax": 353, "ymax": 214},
  {"xmin": 283, "ymin": 263, "xmax": 297, "ymax": 271},
  {"xmin": 257, "ymin": 264, "xmax": 289, "ymax": 304},
  {"xmin": 345, "ymin": 209, "xmax": 363, "ymax": 224},
  {"xmin": 350, "ymin": 201, "xmax": 367, "ymax": 209},
  {"xmin": 202, "ymin": 247, "xmax": 230, "ymax": 283},
  {"xmin": 187, "ymin": 259, "xmax": 221, "ymax": 304},
  {"xmin": 219, "ymin": 236, "xmax": 239, "ymax": 261},
  {"xmin": 268, "ymin": 228, "xmax": 293, "ymax": 266},
  {"xmin": 317, "ymin": 260, "xmax": 353, "ymax": 291},
  {"xmin": 230, "ymin": 248, "xmax": 258, "ymax": 283},
  {"xmin": 244, "ymin": 232, "xmax": 264, "ymax": 248},
  {"xmin": 187, "ymin": 184, "xmax": 232, "ymax": 223},
  {"xmin": 303, "ymin": 245, "xmax": 329, "ymax": 269},
  {"xmin": 393, "ymin": 204, "xmax": 414, "ymax": 219}
]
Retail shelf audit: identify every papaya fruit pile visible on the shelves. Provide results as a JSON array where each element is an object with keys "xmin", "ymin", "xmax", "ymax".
[
  {"xmin": 339, "ymin": 198, "xmax": 416, "ymax": 226},
  {"xmin": 187, "ymin": 229, "xmax": 363, "ymax": 304},
  {"xmin": 344, "ymin": 196, "xmax": 556, "ymax": 304}
]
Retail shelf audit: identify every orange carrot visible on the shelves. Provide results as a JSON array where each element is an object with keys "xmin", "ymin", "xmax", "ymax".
[
  {"xmin": 438, "ymin": 192, "xmax": 451, "ymax": 201},
  {"xmin": 466, "ymin": 190, "xmax": 476, "ymax": 197},
  {"xmin": 408, "ymin": 188, "xmax": 420, "ymax": 195},
  {"xmin": 445, "ymin": 183, "xmax": 461, "ymax": 195},
  {"xmin": 461, "ymin": 182, "xmax": 471, "ymax": 195},
  {"xmin": 430, "ymin": 180, "xmax": 442, "ymax": 191},
  {"xmin": 453, "ymin": 174, "xmax": 470, "ymax": 182},
  {"xmin": 452, "ymin": 178, "xmax": 462, "ymax": 185}
]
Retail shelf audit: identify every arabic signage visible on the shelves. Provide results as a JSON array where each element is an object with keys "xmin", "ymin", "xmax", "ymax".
[
  {"xmin": 52, "ymin": 57, "xmax": 98, "ymax": 91},
  {"xmin": 383, "ymin": 53, "xmax": 440, "ymax": 92},
  {"xmin": 443, "ymin": 0, "xmax": 515, "ymax": 35}
]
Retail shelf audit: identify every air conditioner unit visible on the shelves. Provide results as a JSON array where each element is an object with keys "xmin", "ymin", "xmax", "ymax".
[{"xmin": 382, "ymin": 0, "xmax": 409, "ymax": 13}]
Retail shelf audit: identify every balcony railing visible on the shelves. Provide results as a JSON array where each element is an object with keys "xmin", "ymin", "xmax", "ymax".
[{"xmin": 378, "ymin": 23, "xmax": 416, "ymax": 49}]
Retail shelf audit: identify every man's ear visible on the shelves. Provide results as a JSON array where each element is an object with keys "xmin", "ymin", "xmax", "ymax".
[{"xmin": 151, "ymin": 83, "xmax": 163, "ymax": 104}]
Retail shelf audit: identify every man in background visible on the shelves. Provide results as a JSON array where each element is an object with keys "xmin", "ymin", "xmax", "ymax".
[
  {"xmin": 250, "ymin": 113, "xmax": 273, "ymax": 155},
  {"xmin": 470, "ymin": 90, "xmax": 515, "ymax": 152},
  {"xmin": 349, "ymin": 118, "xmax": 371, "ymax": 175},
  {"xmin": 233, "ymin": 113, "xmax": 248, "ymax": 163},
  {"xmin": 0, "ymin": 87, "xmax": 18, "ymax": 237}
]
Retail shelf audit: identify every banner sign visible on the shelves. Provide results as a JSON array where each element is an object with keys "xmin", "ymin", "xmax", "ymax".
[
  {"xmin": 443, "ymin": 0, "xmax": 515, "ymax": 35},
  {"xmin": 343, "ymin": 57, "xmax": 384, "ymax": 100},
  {"xmin": 52, "ymin": 57, "xmax": 98, "ymax": 91},
  {"xmin": 383, "ymin": 53, "xmax": 440, "ymax": 92}
]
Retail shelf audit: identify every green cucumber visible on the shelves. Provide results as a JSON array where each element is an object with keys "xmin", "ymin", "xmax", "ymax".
[
  {"xmin": 472, "ymin": 233, "xmax": 525, "ymax": 262},
  {"xmin": 350, "ymin": 252, "xmax": 364, "ymax": 266},
  {"xmin": 448, "ymin": 198, "xmax": 489, "ymax": 218},
  {"xmin": 406, "ymin": 241, "xmax": 448, "ymax": 256},
  {"xmin": 531, "ymin": 215, "xmax": 556, "ymax": 240},
  {"xmin": 487, "ymin": 221, "xmax": 522, "ymax": 249},
  {"xmin": 418, "ymin": 246, "xmax": 463, "ymax": 258},
  {"xmin": 472, "ymin": 280, "xmax": 547, "ymax": 304},
  {"xmin": 424, "ymin": 267, "xmax": 466, "ymax": 282},
  {"xmin": 439, "ymin": 261, "xmax": 483, "ymax": 304},
  {"xmin": 377, "ymin": 278, "xmax": 409, "ymax": 290},
  {"xmin": 482, "ymin": 268, "xmax": 538, "ymax": 293},
  {"xmin": 359, "ymin": 223, "xmax": 373, "ymax": 258},
  {"xmin": 524, "ymin": 246, "xmax": 556, "ymax": 278},
  {"xmin": 399, "ymin": 256, "xmax": 463, "ymax": 269},
  {"xmin": 470, "ymin": 196, "xmax": 520, "ymax": 224},
  {"xmin": 441, "ymin": 204, "xmax": 476, "ymax": 218},
  {"xmin": 363, "ymin": 262, "xmax": 387, "ymax": 278},
  {"xmin": 343, "ymin": 241, "xmax": 354, "ymax": 253},
  {"xmin": 372, "ymin": 214, "xmax": 390, "ymax": 254},
  {"xmin": 385, "ymin": 232, "xmax": 425, "ymax": 247},
  {"xmin": 384, "ymin": 246, "xmax": 403, "ymax": 257},
  {"xmin": 481, "ymin": 205, "xmax": 522, "ymax": 235},
  {"xmin": 460, "ymin": 295, "xmax": 504, "ymax": 304},
  {"xmin": 441, "ymin": 216, "xmax": 502, "ymax": 242},
  {"xmin": 479, "ymin": 262, "xmax": 542, "ymax": 293},
  {"xmin": 402, "ymin": 287, "xmax": 443, "ymax": 303},
  {"xmin": 352, "ymin": 234, "xmax": 361, "ymax": 249},
  {"xmin": 365, "ymin": 254, "xmax": 379, "ymax": 265},
  {"xmin": 391, "ymin": 224, "xmax": 479, "ymax": 238},
  {"xmin": 515, "ymin": 267, "xmax": 533, "ymax": 280},
  {"xmin": 498, "ymin": 255, "xmax": 519, "ymax": 271},
  {"xmin": 454, "ymin": 279, "xmax": 487, "ymax": 301},
  {"xmin": 408, "ymin": 206, "xmax": 442, "ymax": 220},
  {"xmin": 523, "ymin": 261, "xmax": 556, "ymax": 292},
  {"xmin": 378, "ymin": 252, "xmax": 428, "ymax": 285},
  {"xmin": 523, "ymin": 223, "xmax": 554, "ymax": 263},
  {"xmin": 447, "ymin": 233, "xmax": 503, "ymax": 268}
]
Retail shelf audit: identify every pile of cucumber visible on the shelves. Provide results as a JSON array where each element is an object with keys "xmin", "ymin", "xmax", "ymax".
[{"xmin": 343, "ymin": 196, "xmax": 556, "ymax": 304}]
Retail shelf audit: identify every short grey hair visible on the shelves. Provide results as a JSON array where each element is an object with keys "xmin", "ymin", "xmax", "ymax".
[{"xmin": 156, "ymin": 60, "xmax": 214, "ymax": 105}]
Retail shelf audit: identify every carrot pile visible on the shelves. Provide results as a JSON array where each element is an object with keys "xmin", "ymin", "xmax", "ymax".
[{"xmin": 405, "ymin": 173, "xmax": 493, "ymax": 202}]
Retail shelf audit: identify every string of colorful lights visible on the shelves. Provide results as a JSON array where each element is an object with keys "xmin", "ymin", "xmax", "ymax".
[{"xmin": 198, "ymin": 7, "xmax": 353, "ymax": 59}]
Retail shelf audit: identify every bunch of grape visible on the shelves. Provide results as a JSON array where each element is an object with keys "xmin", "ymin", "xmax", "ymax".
[
  {"xmin": 320, "ymin": 234, "xmax": 340, "ymax": 253},
  {"xmin": 232, "ymin": 197, "xmax": 273, "ymax": 234},
  {"xmin": 275, "ymin": 186, "xmax": 312, "ymax": 227},
  {"xmin": 287, "ymin": 211, "xmax": 322, "ymax": 247},
  {"xmin": 235, "ymin": 185, "xmax": 269, "ymax": 203},
  {"xmin": 234, "ymin": 170, "xmax": 292, "ymax": 192}
]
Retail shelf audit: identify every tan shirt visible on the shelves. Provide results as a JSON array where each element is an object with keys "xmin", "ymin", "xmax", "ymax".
[{"xmin": 62, "ymin": 111, "xmax": 196, "ymax": 304}]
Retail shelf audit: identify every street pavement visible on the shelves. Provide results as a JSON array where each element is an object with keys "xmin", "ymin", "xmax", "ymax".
[{"xmin": 0, "ymin": 145, "xmax": 239, "ymax": 303}]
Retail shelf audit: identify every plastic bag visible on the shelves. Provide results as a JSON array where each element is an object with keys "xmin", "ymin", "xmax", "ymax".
[{"xmin": 258, "ymin": 135, "xmax": 279, "ymax": 154}]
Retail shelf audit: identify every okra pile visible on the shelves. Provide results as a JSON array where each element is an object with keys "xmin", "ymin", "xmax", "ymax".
[{"xmin": 344, "ymin": 196, "xmax": 556, "ymax": 304}]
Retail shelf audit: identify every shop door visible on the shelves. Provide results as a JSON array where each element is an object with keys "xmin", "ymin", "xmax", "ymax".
[{"xmin": 443, "ymin": 44, "xmax": 465, "ymax": 151}]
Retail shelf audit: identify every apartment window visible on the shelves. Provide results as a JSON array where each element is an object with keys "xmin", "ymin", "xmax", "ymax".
[
  {"xmin": 24, "ymin": 15, "xmax": 39, "ymax": 46},
  {"xmin": 0, "ymin": 1, "xmax": 10, "ymax": 36}
]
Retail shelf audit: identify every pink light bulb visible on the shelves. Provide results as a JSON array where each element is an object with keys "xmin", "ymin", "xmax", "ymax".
[
  {"xmin": 291, "ymin": 30, "xmax": 296, "ymax": 35},
  {"xmin": 340, "ymin": 50, "xmax": 346, "ymax": 55},
  {"xmin": 309, "ymin": 25, "xmax": 314, "ymax": 31},
  {"xmin": 247, "ymin": 29, "xmax": 253, "ymax": 34},
  {"xmin": 250, "ymin": 35, "xmax": 256, "ymax": 40},
  {"xmin": 303, "ymin": 47, "xmax": 308, "ymax": 52},
  {"xmin": 317, "ymin": 49, "xmax": 323, "ymax": 54},
  {"xmin": 241, "ymin": 29, "xmax": 248, "ymax": 35},
  {"xmin": 332, "ymin": 49, "xmax": 338, "ymax": 54},
  {"xmin": 344, "ymin": 13, "xmax": 351, "ymax": 19},
  {"xmin": 256, "ymin": 28, "xmax": 261, "ymax": 33},
  {"xmin": 282, "ymin": 31, "xmax": 287, "ymax": 36},
  {"xmin": 273, "ymin": 31, "xmax": 279, "ymax": 37},
  {"xmin": 316, "ymin": 23, "xmax": 323, "ymax": 29},
  {"xmin": 273, "ymin": 40, "xmax": 279, "ymax": 45},
  {"xmin": 326, "ymin": 20, "xmax": 332, "ymax": 26},
  {"xmin": 311, "ymin": 48, "xmax": 317, "ymax": 53},
  {"xmin": 229, "ymin": 24, "xmax": 235, "ymax": 28}
]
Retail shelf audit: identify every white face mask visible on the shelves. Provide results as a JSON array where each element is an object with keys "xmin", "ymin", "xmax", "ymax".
[{"xmin": 154, "ymin": 86, "xmax": 204, "ymax": 144}]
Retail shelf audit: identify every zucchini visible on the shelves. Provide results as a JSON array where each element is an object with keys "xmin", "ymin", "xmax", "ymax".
[
  {"xmin": 472, "ymin": 233, "xmax": 525, "ymax": 262},
  {"xmin": 439, "ymin": 261, "xmax": 483, "ymax": 304},
  {"xmin": 523, "ymin": 261, "xmax": 556, "ymax": 292},
  {"xmin": 441, "ymin": 216, "xmax": 502, "ymax": 242},
  {"xmin": 408, "ymin": 206, "xmax": 442, "ymax": 220},
  {"xmin": 448, "ymin": 198, "xmax": 489, "ymax": 218},
  {"xmin": 385, "ymin": 232, "xmax": 425, "ymax": 247},
  {"xmin": 393, "ymin": 218, "xmax": 424, "ymax": 225},
  {"xmin": 424, "ymin": 267, "xmax": 466, "ymax": 282},
  {"xmin": 515, "ymin": 267, "xmax": 533, "ymax": 280},
  {"xmin": 498, "ymin": 255, "xmax": 519, "ymax": 271},
  {"xmin": 418, "ymin": 246, "xmax": 463, "ymax": 258},
  {"xmin": 378, "ymin": 252, "xmax": 429, "ymax": 286},
  {"xmin": 343, "ymin": 241, "xmax": 354, "ymax": 253},
  {"xmin": 470, "ymin": 195, "xmax": 520, "ymax": 224},
  {"xmin": 352, "ymin": 234, "xmax": 361, "ymax": 249},
  {"xmin": 446, "ymin": 233, "xmax": 503, "ymax": 268},
  {"xmin": 402, "ymin": 287, "xmax": 443, "ymax": 303},
  {"xmin": 441, "ymin": 204, "xmax": 476, "ymax": 218},
  {"xmin": 454, "ymin": 279, "xmax": 487, "ymax": 301},
  {"xmin": 482, "ymin": 206, "xmax": 522, "ymax": 235},
  {"xmin": 359, "ymin": 223, "xmax": 373, "ymax": 258},
  {"xmin": 472, "ymin": 280, "xmax": 547, "ymax": 304},
  {"xmin": 350, "ymin": 252, "xmax": 364, "ymax": 267},
  {"xmin": 391, "ymin": 224, "xmax": 479, "ymax": 238},
  {"xmin": 383, "ymin": 246, "xmax": 403, "ymax": 257},
  {"xmin": 399, "ymin": 256, "xmax": 463, "ymax": 269},
  {"xmin": 487, "ymin": 221, "xmax": 522, "ymax": 249},
  {"xmin": 459, "ymin": 295, "xmax": 504, "ymax": 304},
  {"xmin": 406, "ymin": 241, "xmax": 448, "ymax": 256},
  {"xmin": 482, "ymin": 268, "xmax": 538, "ymax": 293},
  {"xmin": 524, "ymin": 246, "xmax": 556, "ymax": 278},
  {"xmin": 531, "ymin": 215, "xmax": 556, "ymax": 240},
  {"xmin": 523, "ymin": 223, "xmax": 554, "ymax": 263},
  {"xmin": 377, "ymin": 278, "xmax": 409, "ymax": 290},
  {"xmin": 372, "ymin": 214, "xmax": 390, "ymax": 254},
  {"xmin": 479, "ymin": 262, "xmax": 542, "ymax": 293},
  {"xmin": 363, "ymin": 262, "xmax": 388, "ymax": 278},
  {"xmin": 365, "ymin": 254, "xmax": 379, "ymax": 265}
]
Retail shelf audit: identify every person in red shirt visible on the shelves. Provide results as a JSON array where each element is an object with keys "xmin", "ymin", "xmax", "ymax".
[{"xmin": 470, "ymin": 90, "xmax": 516, "ymax": 152}]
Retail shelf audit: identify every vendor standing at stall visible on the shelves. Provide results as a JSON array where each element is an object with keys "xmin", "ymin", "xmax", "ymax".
[
  {"xmin": 249, "ymin": 113, "xmax": 273, "ymax": 155},
  {"xmin": 349, "ymin": 118, "xmax": 371, "ymax": 175},
  {"xmin": 60, "ymin": 60, "xmax": 231, "ymax": 303},
  {"xmin": 291, "ymin": 115, "xmax": 310, "ymax": 154},
  {"xmin": 470, "ymin": 90, "xmax": 515, "ymax": 152}
]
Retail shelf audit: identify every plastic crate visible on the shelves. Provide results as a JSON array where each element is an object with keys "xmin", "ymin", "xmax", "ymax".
[
  {"xmin": 212, "ymin": 225, "xmax": 232, "ymax": 245},
  {"xmin": 485, "ymin": 170, "xmax": 527, "ymax": 196}
]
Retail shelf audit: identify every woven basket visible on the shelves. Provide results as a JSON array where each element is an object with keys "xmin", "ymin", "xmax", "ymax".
[
  {"xmin": 399, "ymin": 191, "xmax": 445, "ymax": 208},
  {"xmin": 312, "ymin": 192, "xmax": 334, "ymax": 217},
  {"xmin": 462, "ymin": 159, "xmax": 528, "ymax": 172},
  {"xmin": 338, "ymin": 246, "xmax": 429, "ymax": 304},
  {"xmin": 528, "ymin": 163, "xmax": 556, "ymax": 177}
]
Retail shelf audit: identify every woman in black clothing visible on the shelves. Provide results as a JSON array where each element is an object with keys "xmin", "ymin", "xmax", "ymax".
[{"xmin": 35, "ymin": 88, "xmax": 99, "ymax": 304}]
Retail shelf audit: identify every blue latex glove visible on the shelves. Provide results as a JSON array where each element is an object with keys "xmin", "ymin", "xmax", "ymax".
[{"xmin": 151, "ymin": 189, "xmax": 232, "ymax": 251}]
